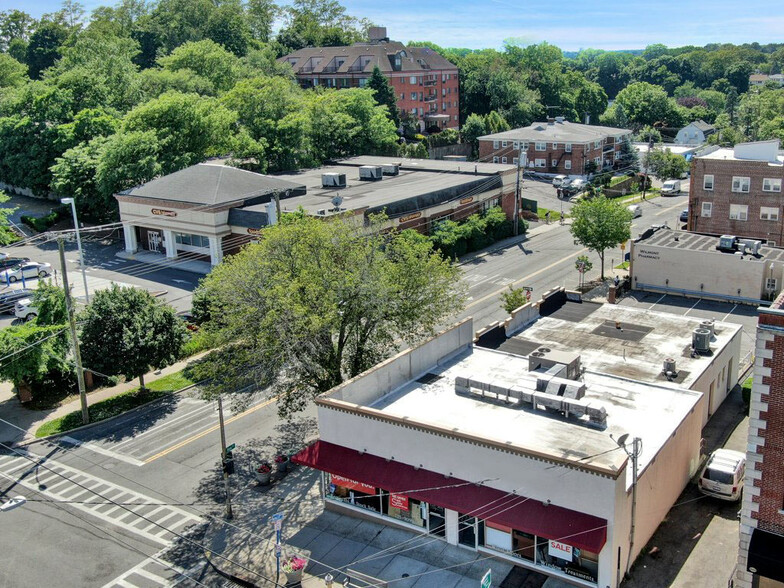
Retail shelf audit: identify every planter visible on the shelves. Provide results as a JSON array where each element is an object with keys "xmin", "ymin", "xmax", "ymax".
[
  {"xmin": 284, "ymin": 569, "xmax": 303, "ymax": 584},
  {"xmin": 256, "ymin": 471, "xmax": 272, "ymax": 485},
  {"xmin": 275, "ymin": 456, "xmax": 289, "ymax": 474}
]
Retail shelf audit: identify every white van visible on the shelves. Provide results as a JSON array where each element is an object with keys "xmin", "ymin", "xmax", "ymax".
[
  {"xmin": 698, "ymin": 449, "xmax": 745, "ymax": 501},
  {"xmin": 661, "ymin": 179, "xmax": 681, "ymax": 195}
]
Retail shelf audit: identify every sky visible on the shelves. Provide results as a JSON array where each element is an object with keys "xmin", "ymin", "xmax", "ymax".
[{"xmin": 17, "ymin": 0, "xmax": 784, "ymax": 52}]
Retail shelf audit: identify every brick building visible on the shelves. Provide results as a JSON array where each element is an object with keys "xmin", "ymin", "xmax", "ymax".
[
  {"xmin": 477, "ymin": 119, "xmax": 632, "ymax": 177},
  {"xmin": 736, "ymin": 292, "xmax": 784, "ymax": 588},
  {"xmin": 279, "ymin": 27, "xmax": 459, "ymax": 131},
  {"xmin": 688, "ymin": 140, "xmax": 784, "ymax": 244}
]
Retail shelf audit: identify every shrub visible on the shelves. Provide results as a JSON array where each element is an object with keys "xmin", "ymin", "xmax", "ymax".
[
  {"xmin": 429, "ymin": 206, "xmax": 519, "ymax": 259},
  {"xmin": 22, "ymin": 208, "xmax": 64, "ymax": 232}
]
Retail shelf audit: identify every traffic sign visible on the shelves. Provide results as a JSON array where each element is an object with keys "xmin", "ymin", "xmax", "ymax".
[
  {"xmin": 225, "ymin": 443, "xmax": 236, "ymax": 453},
  {"xmin": 481, "ymin": 569, "xmax": 492, "ymax": 588},
  {"xmin": 620, "ymin": 241, "xmax": 626, "ymax": 251},
  {"xmin": 272, "ymin": 512, "xmax": 284, "ymax": 531},
  {"xmin": 522, "ymin": 286, "xmax": 533, "ymax": 291}
]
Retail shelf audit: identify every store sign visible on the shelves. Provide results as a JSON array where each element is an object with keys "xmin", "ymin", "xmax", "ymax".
[
  {"xmin": 330, "ymin": 474, "xmax": 374, "ymax": 494},
  {"xmin": 247, "ymin": 227, "xmax": 262, "ymax": 236},
  {"xmin": 152, "ymin": 208, "xmax": 177, "ymax": 217},
  {"xmin": 548, "ymin": 540, "xmax": 573, "ymax": 561},
  {"xmin": 390, "ymin": 493, "xmax": 409, "ymax": 511},
  {"xmin": 564, "ymin": 568, "xmax": 596, "ymax": 583},
  {"xmin": 459, "ymin": 196, "xmax": 474, "ymax": 205},
  {"xmin": 399, "ymin": 212, "xmax": 422, "ymax": 223}
]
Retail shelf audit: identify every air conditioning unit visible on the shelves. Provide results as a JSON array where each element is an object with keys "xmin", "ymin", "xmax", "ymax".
[
  {"xmin": 316, "ymin": 209, "xmax": 327, "ymax": 216},
  {"xmin": 322, "ymin": 173, "xmax": 346, "ymax": 188},
  {"xmin": 382, "ymin": 164, "xmax": 400, "ymax": 176},
  {"xmin": 693, "ymin": 328, "xmax": 711, "ymax": 353},
  {"xmin": 358, "ymin": 166, "xmax": 383, "ymax": 181}
]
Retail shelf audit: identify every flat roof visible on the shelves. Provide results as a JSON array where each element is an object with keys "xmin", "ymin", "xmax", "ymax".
[
  {"xmin": 508, "ymin": 300, "xmax": 741, "ymax": 388},
  {"xmin": 364, "ymin": 344, "xmax": 700, "ymax": 476},
  {"xmin": 634, "ymin": 143, "xmax": 704, "ymax": 156},
  {"xmin": 479, "ymin": 120, "xmax": 631, "ymax": 143},
  {"xmin": 273, "ymin": 158, "xmax": 513, "ymax": 218},
  {"xmin": 635, "ymin": 227, "xmax": 784, "ymax": 262}
]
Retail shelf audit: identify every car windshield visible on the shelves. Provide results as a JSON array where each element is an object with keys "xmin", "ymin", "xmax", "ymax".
[{"xmin": 703, "ymin": 468, "xmax": 734, "ymax": 484}]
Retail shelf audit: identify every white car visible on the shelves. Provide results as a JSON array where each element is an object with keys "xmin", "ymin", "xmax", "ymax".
[
  {"xmin": 14, "ymin": 298, "xmax": 37, "ymax": 321},
  {"xmin": 698, "ymin": 449, "xmax": 746, "ymax": 501},
  {"xmin": 626, "ymin": 204, "xmax": 642, "ymax": 218},
  {"xmin": 0, "ymin": 261, "xmax": 52, "ymax": 283},
  {"xmin": 552, "ymin": 175, "xmax": 568, "ymax": 187}
]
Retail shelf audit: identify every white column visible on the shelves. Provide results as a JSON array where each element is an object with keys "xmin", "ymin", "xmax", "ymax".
[
  {"xmin": 123, "ymin": 225, "xmax": 137, "ymax": 253},
  {"xmin": 209, "ymin": 235, "xmax": 223, "ymax": 266},
  {"xmin": 163, "ymin": 229, "xmax": 177, "ymax": 259},
  {"xmin": 444, "ymin": 508, "xmax": 459, "ymax": 545}
]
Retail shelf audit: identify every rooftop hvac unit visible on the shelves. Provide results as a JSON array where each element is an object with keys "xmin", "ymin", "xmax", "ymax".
[
  {"xmin": 693, "ymin": 328, "xmax": 711, "ymax": 353},
  {"xmin": 717, "ymin": 235, "xmax": 738, "ymax": 252},
  {"xmin": 381, "ymin": 164, "xmax": 400, "ymax": 176},
  {"xmin": 358, "ymin": 165, "xmax": 383, "ymax": 181},
  {"xmin": 738, "ymin": 239, "xmax": 762, "ymax": 255},
  {"xmin": 322, "ymin": 172, "xmax": 346, "ymax": 188},
  {"xmin": 663, "ymin": 358, "xmax": 677, "ymax": 374},
  {"xmin": 700, "ymin": 320, "xmax": 715, "ymax": 338}
]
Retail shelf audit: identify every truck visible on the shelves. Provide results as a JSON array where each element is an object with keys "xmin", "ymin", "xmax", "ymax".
[{"xmin": 661, "ymin": 179, "xmax": 681, "ymax": 195}]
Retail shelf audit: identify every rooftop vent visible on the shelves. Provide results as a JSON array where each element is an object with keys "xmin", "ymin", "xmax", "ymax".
[
  {"xmin": 322, "ymin": 172, "xmax": 346, "ymax": 188},
  {"xmin": 358, "ymin": 165, "xmax": 383, "ymax": 181},
  {"xmin": 663, "ymin": 358, "xmax": 678, "ymax": 380},
  {"xmin": 692, "ymin": 328, "xmax": 711, "ymax": 353},
  {"xmin": 381, "ymin": 164, "xmax": 400, "ymax": 176},
  {"xmin": 528, "ymin": 347, "xmax": 581, "ymax": 380},
  {"xmin": 700, "ymin": 319, "xmax": 715, "ymax": 338}
]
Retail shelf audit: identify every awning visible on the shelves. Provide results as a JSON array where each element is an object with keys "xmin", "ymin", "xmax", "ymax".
[
  {"xmin": 292, "ymin": 440, "xmax": 607, "ymax": 553},
  {"xmin": 424, "ymin": 114, "xmax": 450, "ymax": 120},
  {"xmin": 748, "ymin": 528, "xmax": 784, "ymax": 582}
]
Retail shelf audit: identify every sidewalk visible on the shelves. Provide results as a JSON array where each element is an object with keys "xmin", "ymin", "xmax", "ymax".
[
  {"xmin": 203, "ymin": 466, "xmax": 530, "ymax": 588},
  {"xmin": 0, "ymin": 351, "xmax": 208, "ymax": 445}
]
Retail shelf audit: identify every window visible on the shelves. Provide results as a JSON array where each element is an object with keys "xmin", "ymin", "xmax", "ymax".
[
  {"xmin": 522, "ymin": 142, "xmax": 529, "ymax": 150},
  {"xmin": 502, "ymin": 157, "xmax": 507, "ymax": 164},
  {"xmin": 419, "ymin": 92, "xmax": 423, "ymax": 101},
  {"xmin": 551, "ymin": 159, "xmax": 558, "ymax": 167},
  {"xmin": 442, "ymin": 88, "xmax": 446, "ymax": 96},
  {"xmin": 766, "ymin": 278, "xmax": 778, "ymax": 291},
  {"xmin": 502, "ymin": 141, "xmax": 508, "ymax": 147},
  {"xmin": 701, "ymin": 202, "xmax": 712, "ymax": 217},
  {"xmin": 594, "ymin": 140, "xmax": 601, "ymax": 149},
  {"xmin": 418, "ymin": 107, "xmax": 423, "ymax": 115},
  {"xmin": 418, "ymin": 76, "xmax": 423, "ymax": 84},
  {"xmin": 400, "ymin": 93, "xmax": 404, "ymax": 100},
  {"xmin": 410, "ymin": 108, "xmax": 417, "ymax": 114},
  {"xmin": 175, "ymin": 233, "xmax": 209, "ymax": 249},
  {"xmin": 513, "ymin": 141, "xmax": 519, "ymax": 150},
  {"xmin": 594, "ymin": 157, "xmax": 601, "ymax": 166},
  {"xmin": 564, "ymin": 160, "xmax": 571, "ymax": 170},
  {"xmin": 493, "ymin": 156, "xmax": 499, "ymax": 163},
  {"xmin": 565, "ymin": 143, "xmax": 572, "ymax": 153},
  {"xmin": 535, "ymin": 158, "xmax": 546, "ymax": 168},
  {"xmin": 729, "ymin": 204, "xmax": 748, "ymax": 220},
  {"xmin": 763, "ymin": 178, "xmax": 782, "ymax": 192},
  {"xmin": 410, "ymin": 76, "xmax": 417, "ymax": 84},
  {"xmin": 442, "ymin": 74, "xmax": 446, "ymax": 82},
  {"xmin": 732, "ymin": 176, "xmax": 750, "ymax": 193},
  {"xmin": 760, "ymin": 206, "xmax": 779, "ymax": 221},
  {"xmin": 703, "ymin": 174, "xmax": 714, "ymax": 190},
  {"xmin": 535, "ymin": 142, "xmax": 546, "ymax": 151},
  {"xmin": 410, "ymin": 92, "xmax": 417, "ymax": 100},
  {"xmin": 358, "ymin": 78, "xmax": 367, "ymax": 87},
  {"xmin": 552, "ymin": 143, "xmax": 558, "ymax": 150},
  {"xmin": 493, "ymin": 140, "xmax": 499, "ymax": 149},
  {"xmin": 512, "ymin": 157, "xmax": 518, "ymax": 164},
  {"xmin": 453, "ymin": 115, "xmax": 458, "ymax": 121}
]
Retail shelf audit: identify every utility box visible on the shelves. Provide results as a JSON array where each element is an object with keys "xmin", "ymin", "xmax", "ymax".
[
  {"xmin": 358, "ymin": 166, "xmax": 383, "ymax": 181},
  {"xmin": 322, "ymin": 173, "xmax": 346, "ymax": 188}
]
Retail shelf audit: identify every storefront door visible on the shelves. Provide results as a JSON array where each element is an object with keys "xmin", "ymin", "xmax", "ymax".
[
  {"xmin": 458, "ymin": 515, "xmax": 477, "ymax": 549},
  {"xmin": 428, "ymin": 505, "xmax": 446, "ymax": 537},
  {"xmin": 148, "ymin": 230, "xmax": 162, "ymax": 252}
]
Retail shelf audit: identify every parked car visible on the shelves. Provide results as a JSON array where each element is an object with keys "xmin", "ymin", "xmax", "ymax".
[
  {"xmin": 661, "ymin": 179, "xmax": 682, "ymax": 195},
  {"xmin": 626, "ymin": 204, "xmax": 642, "ymax": 218},
  {"xmin": 680, "ymin": 208, "xmax": 689, "ymax": 223},
  {"xmin": 698, "ymin": 449, "xmax": 746, "ymax": 501},
  {"xmin": 0, "ymin": 256, "xmax": 29, "ymax": 270},
  {"xmin": 562, "ymin": 178, "xmax": 588, "ymax": 197},
  {"xmin": 14, "ymin": 298, "xmax": 37, "ymax": 321},
  {"xmin": 552, "ymin": 175, "xmax": 568, "ymax": 188},
  {"xmin": 0, "ymin": 288, "xmax": 35, "ymax": 314},
  {"xmin": 0, "ymin": 261, "xmax": 52, "ymax": 283}
]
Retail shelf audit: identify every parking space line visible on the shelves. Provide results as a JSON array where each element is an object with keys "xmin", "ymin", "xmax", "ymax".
[
  {"xmin": 683, "ymin": 298, "xmax": 702, "ymax": 316},
  {"xmin": 648, "ymin": 294, "xmax": 667, "ymax": 309},
  {"xmin": 722, "ymin": 305, "xmax": 738, "ymax": 322}
]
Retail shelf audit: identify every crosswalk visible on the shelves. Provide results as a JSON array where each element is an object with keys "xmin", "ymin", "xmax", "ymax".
[{"xmin": 0, "ymin": 450, "xmax": 203, "ymax": 586}]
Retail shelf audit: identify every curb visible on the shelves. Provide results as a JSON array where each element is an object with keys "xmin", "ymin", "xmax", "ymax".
[{"xmin": 19, "ymin": 383, "xmax": 200, "ymax": 447}]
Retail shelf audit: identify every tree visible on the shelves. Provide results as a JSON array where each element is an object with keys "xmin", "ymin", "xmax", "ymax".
[
  {"xmin": 277, "ymin": 0, "xmax": 366, "ymax": 50},
  {"xmin": 635, "ymin": 125, "xmax": 661, "ymax": 144},
  {"xmin": 95, "ymin": 130, "xmax": 161, "ymax": 202},
  {"xmin": 157, "ymin": 39, "xmax": 241, "ymax": 92},
  {"xmin": 0, "ymin": 323, "xmax": 69, "ymax": 401},
  {"xmin": 79, "ymin": 285, "xmax": 187, "ymax": 389},
  {"xmin": 205, "ymin": 0, "xmax": 250, "ymax": 56},
  {"xmin": 26, "ymin": 19, "xmax": 69, "ymax": 79},
  {"xmin": 613, "ymin": 82, "xmax": 683, "ymax": 129},
  {"xmin": 0, "ymin": 9, "xmax": 36, "ymax": 50},
  {"xmin": 192, "ymin": 213, "xmax": 465, "ymax": 416},
  {"xmin": 646, "ymin": 148, "xmax": 689, "ymax": 181},
  {"xmin": 246, "ymin": 0, "xmax": 279, "ymax": 43},
  {"xmin": 367, "ymin": 65, "xmax": 399, "ymax": 127},
  {"xmin": 500, "ymin": 285, "xmax": 528, "ymax": 314},
  {"xmin": 460, "ymin": 113, "xmax": 487, "ymax": 158},
  {"xmin": 0, "ymin": 53, "xmax": 27, "ymax": 88},
  {"xmin": 569, "ymin": 195, "xmax": 632, "ymax": 279},
  {"xmin": 0, "ymin": 190, "xmax": 17, "ymax": 245}
]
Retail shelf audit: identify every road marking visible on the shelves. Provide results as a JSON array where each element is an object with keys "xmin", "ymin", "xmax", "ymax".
[
  {"xmin": 683, "ymin": 298, "xmax": 702, "ymax": 316},
  {"xmin": 648, "ymin": 294, "xmax": 667, "ymax": 309},
  {"xmin": 655, "ymin": 201, "xmax": 688, "ymax": 216},
  {"xmin": 722, "ymin": 304, "xmax": 738, "ymax": 322},
  {"xmin": 112, "ymin": 402, "xmax": 215, "ymax": 449},
  {"xmin": 101, "ymin": 549, "xmax": 190, "ymax": 588},
  {"xmin": 61, "ymin": 436, "xmax": 146, "ymax": 467},
  {"xmin": 465, "ymin": 246, "xmax": 588, "ymax": 311},
  {"xmin": 143, "ymin": 395, "xmax": 280, "ymax": 464}
]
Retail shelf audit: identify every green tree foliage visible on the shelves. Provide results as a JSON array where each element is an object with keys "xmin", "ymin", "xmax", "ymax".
[
  {"xmin": 0, "ymin": 323, "xmax": 70, "ymax": 400},
  {"xmin": 31, "ymin": 281, "xmax": 68, "ymax": 327},
  {"xmin": 569, "ymin": 195, "xmax": 632, "ymax": 279},
  {"xmin": 95, "ymin": 130, "xmax": 161, "ymax": 199},
  {"xmin": 205, "ymin": 0, "xmax": 250, "ymax": 56},
  {"xmin": 26, "ymin": 19, "xmax": 69, "ymax": 79},
  {"xmin": 484, "ymin": 110, "xmax": 510, "ymax": 134},
  {"xmin": 192, "ymin": 213, "xmax": 465, "ymax": 416},
  {"xmin": 79, "ymin": 285, "xmax": 187, "ymax": 389},
  {"xmin": 246, "ymin": 0, "xmax": 279, "ymax": 43},
  {"xmin": 0, "ymin": 9, "xmax": 36, "ymax": 50},
  {"xmin": 158, "ymin": 39, "xmax": 242, "ymax": 92},
  {"xmin": 367, "ymin": 65, "xmax": 399, "ymax": 127},
  {"xmin": 609, "ymin": 82, "xmax": 683, "ymax": 129},
  {"xmin": 0, "ymin": 190, "xmax": 18, "ymax": 245},
  {"xmin": 430, "ymin": 206, "xmax": 515, "ymax": 258},
  {"xmin": 0, "ymin": 53, "xmax": 27, "ymax": 87},
  {"xmin": 500, "ymin": 285, "xmax": 528, "ymax": 314},
  {"xmin": 460, "ymin": 113, "xmax": 487, "ymax": 158},
  {"xmin": 277, "ymin": 0, "xmax": 368, "ymax": 50},
  {"xmin": 645, "ymin": 148, "xmax": 689, "ymax": 181},
  {"xmin": 635, "ymin": 125, "xmax": 662, "ymax": 143}
]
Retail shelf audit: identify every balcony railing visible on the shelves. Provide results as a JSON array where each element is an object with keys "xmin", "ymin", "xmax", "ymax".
[
  {"xmin": 424, "ymin": 95, "xmax": 437, "ymax": 103},
  {"xmin": 424, "ymin": 79, "xmax": 437, "ymax": 86}
]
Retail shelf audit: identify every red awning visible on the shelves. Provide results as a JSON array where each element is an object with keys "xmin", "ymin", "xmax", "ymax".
[{"xmin": 292, "ymin": 440, "xmax": 607, "ymax": 553}]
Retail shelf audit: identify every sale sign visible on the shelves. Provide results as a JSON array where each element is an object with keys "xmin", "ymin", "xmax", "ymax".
[
  {"xmin": 389, "ymin": 493, "xmax": 409, "ymax": 511},
  {"xmin": 548, "ymin": 540, "xmax": 573, "ymax": 561}
]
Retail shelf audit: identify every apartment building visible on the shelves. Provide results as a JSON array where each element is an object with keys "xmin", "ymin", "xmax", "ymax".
[
  {"xmin": 477, "ymin": 119, "xmax": 633, "ymax": 176},
  {"xmin": 736, "ymin": 293, "xmax": 784, "ymax": 588},
  {"xmin": 688, "ymin": 140, "xmax": 784, "ymax": 245},
  {"xmin": 279, "ymin": 27, "xmax": 459, "ymax": 131}
]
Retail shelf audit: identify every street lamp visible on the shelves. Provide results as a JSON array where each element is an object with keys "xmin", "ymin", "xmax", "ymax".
[{"xmin": 60, "ymin": 198, "xmax": 89, "ymax": 303}]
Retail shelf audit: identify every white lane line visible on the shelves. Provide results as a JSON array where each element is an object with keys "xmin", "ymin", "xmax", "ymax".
[
  {"xmin": 683, "ymin": 298, "xmax": 702, "ymax": 316},
  {"xmin": 655, "ymin": 200, "xmax": 688, "ymax": 216},
  {"xmin": 648, "ymin": 294, "xmax": 667, "ymax": 309},
  {"xmin": 61, "ymin": 436, "xmax": 146, "ymax": 467},
  {"xmin": 132, "ymin": 568, "xmax": 168, "ymax": 585},
  {"xmin": 112, "ymin": 403, "xmax": 214, "ymax": 449},
  {"xmin": 722, "ymin": 304, "xmax": 738, "ymax": 322}
]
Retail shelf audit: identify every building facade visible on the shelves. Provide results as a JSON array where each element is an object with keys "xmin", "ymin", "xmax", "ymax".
[
  {"xmin": 675, "ymin": 120, "xmax": 716, "ymax": 145},
  {"xmin": 294, "ymin": 289, "xmax": 742, "ymax": 588},
  {"xmin": 736, "ymin": 293, "xmax": 784, "ymax": 588},
  {"xmin": 280, "ymin": 28, "xmax": 459, "ymax": 131},
  {"xmin": 478, "ymin": 119, "xmax": 633, "ymax": 177},
  {"xmin": 688, "ymin": 140, "xmax": 784, "ymax": 244}
]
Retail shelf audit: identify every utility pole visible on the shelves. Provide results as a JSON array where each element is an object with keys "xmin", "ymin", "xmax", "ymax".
[
  {"xmin": 217, "ymin": 396, "xmax": 233, "ymax": 519},
  {"xmin": 513, "ymin": 144, "xmax": 525, "ymax": 236},
  {"xmin": 58, "ymin": 238, "xmax": 89, "ymax": 425},
  {"xmin": 627, "ymin": 436, "xmax": 641, "ymax": 579},
  {"xmin": 642, "ymin": 139, "xmax": 653, "ymax": 201}
]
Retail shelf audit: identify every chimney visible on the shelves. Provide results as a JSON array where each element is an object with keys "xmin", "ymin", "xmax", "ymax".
[
  {"xmin": 547, "ymin": 117, "xmax": 555, "ymax": 125},
  {"xmin": 368, "ymin": 27, "xmax": 388, "ymax": 43}
]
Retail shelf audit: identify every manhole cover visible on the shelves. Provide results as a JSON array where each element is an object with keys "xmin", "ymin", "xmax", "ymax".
[{"xmin": 402, "ymin": 574, "xmax": 409, "ymax": 578}]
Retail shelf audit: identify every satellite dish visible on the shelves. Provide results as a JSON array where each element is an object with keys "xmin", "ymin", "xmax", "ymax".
[
  {"xmin": 616, "ymin": 433, "xmax": 629, "ymax": 448},
  {"xmin": 331, "ymin": 195, "xmax": 343, "ymax": 209}
]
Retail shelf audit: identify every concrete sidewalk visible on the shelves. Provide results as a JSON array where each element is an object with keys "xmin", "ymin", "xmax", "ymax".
[
  {"xmin": 203, "ymin": 466, "xmax": 531, "ymax": 588},
  {"xmin": 0, "ymin": 351, "xmax": 209, "ymax": 445}
]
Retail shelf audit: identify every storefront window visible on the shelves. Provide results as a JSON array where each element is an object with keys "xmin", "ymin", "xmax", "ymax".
[
  {"xmin": 174, "ymin": 233, "xmax": 210, "ymax": 249},
  {"xmin": 381, "ymin": 493, "xmax": 427, "ymax": 528},
  {"xmin": 325, "ymin": 474, "xmax": 381, "ymax": 513}
]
